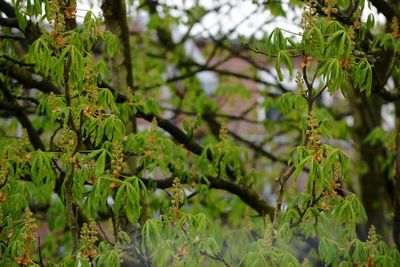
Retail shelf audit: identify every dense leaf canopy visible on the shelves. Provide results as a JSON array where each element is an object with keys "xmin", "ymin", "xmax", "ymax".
[{"xmin": 0, "ymin": 0, "xmax": 400, "ymax": 266}]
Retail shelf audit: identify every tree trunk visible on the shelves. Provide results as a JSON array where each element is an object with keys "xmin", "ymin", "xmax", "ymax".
[
  {"xmin": 349, "ymin": 90, "xmax": 391, "ymax": 238},
  {"xmin": 102, "ymin": 0, "xmax": 137, "ymax": 168}
]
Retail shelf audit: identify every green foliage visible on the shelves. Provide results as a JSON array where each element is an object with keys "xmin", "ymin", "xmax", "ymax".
[
  {"xmin": 0, "ymin": 0, "xmax": 399, "ymax": 266},
  {"xmin": 353, "ymin": 59, "xmax": 373, "ymax": 95}
]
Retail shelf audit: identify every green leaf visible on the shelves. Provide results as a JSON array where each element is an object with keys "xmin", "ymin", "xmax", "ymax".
[
  {"xmin": 267, "ymin": 28, "xmax": 286, "ymax": 55},
  {"xmin": 85, "ymin": 149, "xmax": 103, "ymax": 162},
  {"xmin": 353, "ymin": 59, "xmax": 373, "ymax": 95},
  {"xmin": 142, "ymin": 219, "xmax": 162, "ymax": 250},
  {"xmin": 281, "ymin": 50, "xmax": 293, "ymax": 79},
  {"xmin": 275, "ymin": 56, "xmax": 283, "ymax": 81},
  {"xmin": 364, "ymin": 127, "xmax": 385, "ymax": 145},
  {"xmin": 103, "ymin": 31, "xmax": 119, "ymax": 57},
  {"xmin": 96, "ymin": 250, "xmax": 120, "ymax": 267},
  {"xmin": 319, "ymin": 237, "xmax": 340, "ymax": 264},
  {"xmin": 320, "ymin": 58, "xmax": 344, "ymax": 93},
  {"xmin": 94, "ymin": 122, "xmax": 105, "ymax": 147},
  {"xmin": 95, "ymin": 150, "xmax": 107, "ymax": 176},
  {"xmin": 104, "ymin": 116, "xmax": 126, "ymax": 141},
  {"xmin": 16, "ymin": 12, "xmax": 28, "ymax": 30},
  {"xmin": 114, "ymin": 179, "xmax": 140, "ymax": 223}
]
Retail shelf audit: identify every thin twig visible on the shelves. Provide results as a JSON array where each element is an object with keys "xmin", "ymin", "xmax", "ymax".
[
  {"xmin": 200, "ymin": 251, "xmax": 233, "ymax": 267},
  {"xmin": 272, "ymin": 63, "xmax": 316, "ymax": 232},
  {"xmin": 313, "ymin": 84, "xmax": 328, "ymax": 102},
  {"xmin": 0, "ymin": 55, "xmax": 34, "ymax": 67},
  {"xmin": 96, "ymin": 221, "xmax": 111, "ymax": 244},
  {"xmin": 37, "ymin": 237, "xmax": 44, "ymax": 266}
]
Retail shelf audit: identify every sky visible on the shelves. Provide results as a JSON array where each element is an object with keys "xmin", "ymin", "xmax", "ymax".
[
  {"xmin": 76, "ymin": 0, "xmax": 302, "ymax": 38},
  {"xmin": 75, "ymin": 0, "xmax": 386, "ymax": 38}
]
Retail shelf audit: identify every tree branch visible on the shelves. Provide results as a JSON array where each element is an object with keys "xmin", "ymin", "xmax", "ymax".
[
  {"xmin": 376, "ymin": 88, "xmax": 400, "ymax": 102},
  {"xmin": 0, "ymin": 62, "xmax": 61, "ymax": 94},
  {"xmin": 393, "ymin": 99, "xmax": 400, "ymax": 249},
  {"xmin": 0, "ymin": 85, "xmax": 45, "ymax": 150},
  {"xmin": 370, "ymin": 0, "xmax": 398, "ymax": 21},
  {"xmin": 0, "ymin": 0, "xmax": 17, "ymax": 18},
  {"xmin": 139, "ymin": 172, "xmax": 274, "ymax": 218},
  {"xmin": 0, "ymin": 17, "xmax": 18, "ymax": 28}
]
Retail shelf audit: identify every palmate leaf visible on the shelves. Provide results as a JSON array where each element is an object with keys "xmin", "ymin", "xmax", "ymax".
[
  {"xmin": 322, "ymin": 146, "xmax": 351, "ymax": 182},
  {"xmin": 293, "ymin": 154, "xmax": 312, "ymax": 185},
  {"xmin": 320, "ymin": 58, "xmax": 344, "ymax": 93},
  {"xmin": 82, "ymin": 11, "xmax": 100, "ymax": 47},
  {"xmin": 102, "ymin": 31, "xmax": 119, "ymax": 57},
  {"xmin": 275, "ymin": 50, "xmax": 293, "ymax": 81},
  {"xmin": 266, "ymin": 28, "xmax": 287, "ymax": 55},
  {"xmin": 95, "ymin": 150, "xmax": 107, "ymax": 176},
  {"xmin": 86, "ymin": 177, "xmax": 113, "ymax": 217},
  {"xmin": 98, "ymin": 89, "xmax": 118, "ymax": 113},
  {"xmin": 114, "ymin": 179, "xmax": 141, "ymax": 223},
  {"xmin": 104, "ymin": 115, "xmax": 126, "ymax": 142},
  {"xmin": 141, "ymin": 218, "xmax": 163, "ymax": 250},
  {"xmin": 96, "ymin": 250, "xmax": 120, "ymax": 267},
  {"xmin": 3, "ymin": 192, "xmax": 28, "ymax": 219},
  {"xmin": 350, "ymin": 239, "xmax": 368, "ymax": 263},
  {"xmin": 304, "ymin": 26, "xmax": 325, "ymax": 53},
  {"xmin": 187, "ymin": 213, "xmax": 215, "ymax": 237},
  {"xmin": 353, "ymin": 59, "xmax": 373, "ymax": 96},
  {"xmin": 29, "ymin": 36, "xmax": 52, "ymax": 75},
  {"xmin": 319, "ymin": 236, "xmax": 340, "ymax": 265},
  {"xmin": 336, "ymin": 194, "xmax": 367, "ymax": 230},
  {"xmin": 326, "ymin": 30, "xmax": 351, "ymax": 57},
  {"xmin": 30, "ymin": 150, "xmax": 55, "ymax": 188},
  {"xmin": 278, "ymin": 92, "xmax": 307, "ymax": 115}
]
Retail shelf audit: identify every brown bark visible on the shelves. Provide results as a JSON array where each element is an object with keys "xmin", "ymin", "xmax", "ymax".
[
  {"xmin": 394, "ymin": 103, "xmax": 400, "ymax": 249},
  {"xmin": 102, "ymin": 0, "xmax": 137, "ymax": 171},
  {"xmin": 102, "ymin": 0, "xmax": 135, "ymax": 94},
  {"xmin": 349, "ymin": 90, "xmax": 390, "ymax": 238}
]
